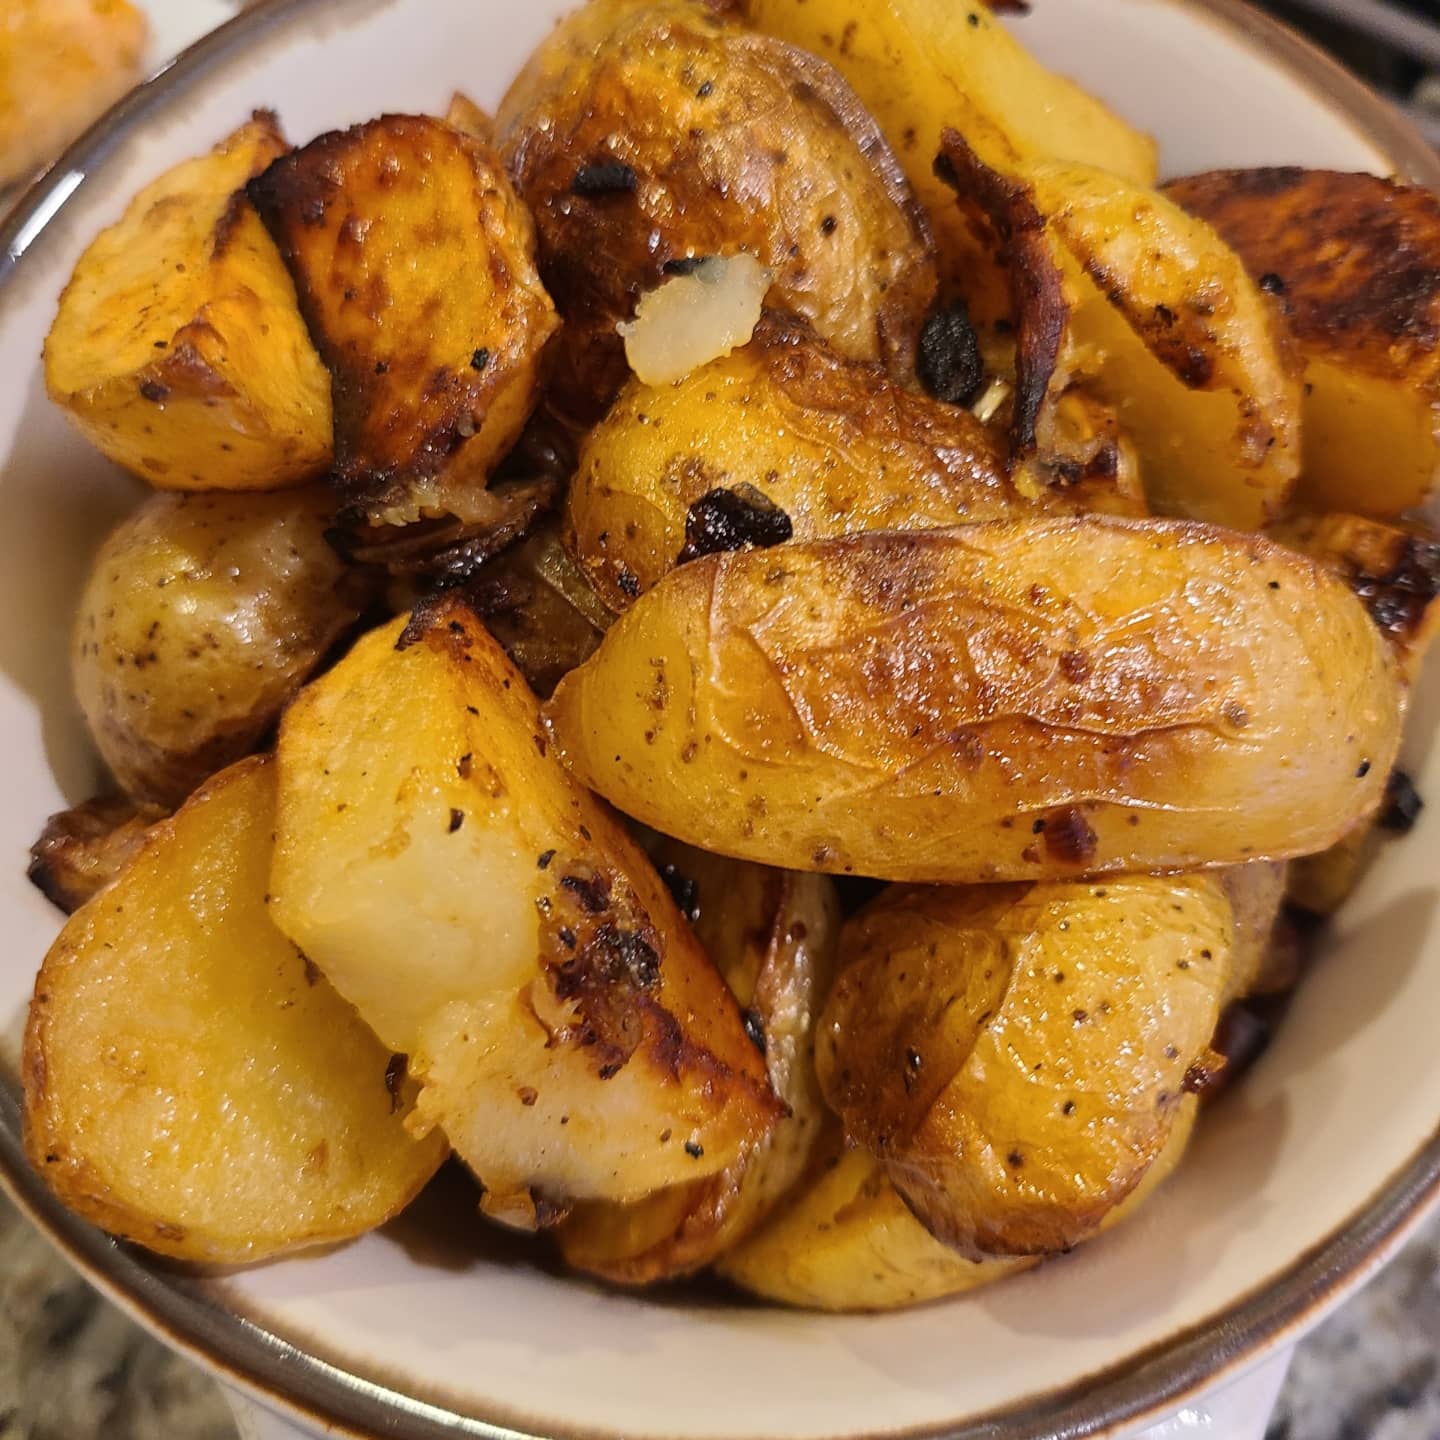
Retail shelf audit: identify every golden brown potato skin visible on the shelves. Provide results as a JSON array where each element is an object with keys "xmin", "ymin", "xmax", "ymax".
[
  {"xmin": 819, "ymin": 879, "xmax": 1231, "ymax": 1257},
  {"xmin": 1164, "ymin": 169, "xmax": 1440, "ymax": 517},
  {"xmin": 248, "ymin": 115, "xmax": 558, "ymax": 528},
  {"xmin": 495, "ymin": 0, "xmax": 934, "ymax": 419},
  {"xmin": 45, "ymin": 114, "xmax": 333, "ymax": 492},
  {"xmin": 72, "ymin": 487, "xmax": 370, "ymax": 806},
  {"xmin": 559, "ymin": 844, "xmax": 839, "ymax": 1283},
  {"xmin": 27, "ymin": 796, "xmax": 167, "ymax": 915},
  {"xmin": 24, "ymin": 757, "xmax": 446, "ymax": 1264},
  {"xmin": 271, "ymin": 602, "xmax": 781, "ymax": 1218},
  {"xmin": 566, "ymin": 315, "xmax": 1142, "ymax": 611},
  {"xmin": 547, "ymin": 519, "xmax": 1402, "ymax": 882}
]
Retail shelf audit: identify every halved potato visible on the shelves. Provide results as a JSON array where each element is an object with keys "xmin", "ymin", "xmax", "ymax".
[
  {"xmin": 935, "ymin": 136, "xmax": 1303, "ymax": 528},
  {"xmin": 1219, "ymin": 862, "xmax": 1288, "ymax": 1004},
  {"xmin": 248, "ymin": 114, "xmax": 558, "ymax": 529},
  {"xmin": 546, "ymin": 519, "xmax": 1401, "ymax": 882},
  {"xmin": 72, "ymin": 486, "xmax": 370, "ymax": 806},
  {"xmin": 269, "ymin": 599, "xmax": 779, "ymax": 1223},
  {"xmin": 44, "ymin": 114, "xmax": 333, "ymax": 491},
  {"xmin": 0, "ymin": 0, "xmax": 148, "ymax": 188},
  {"xmin": 1164, "ymin": 168, "xmax": 1440, "ymax": 517},
  {"xmin": 23, "ymin": 757, "xmax": 446, "ymax": 1263},
  {"xmin": 565, "ymin": 315, "xmax": 1142, "ymax": 611},
  {"xmin": 818, "ymin": 878, "xmax": 1230, "ymax": 1257},
  {"xmin": 742, "ymin": 0, "xmax": 1154, "ymax": 315},
  {"xmin": 495, "ymin": 0, "xmax": 935, "ymax": 418},
  {"xmin": 558, "ymin": 843, "xmax": 839, "ymax": 1283},
  {"xmin": 27, "ymin": 795, "xmax": 167, "ymax": 915},
  {"xmin": 720, "ymin": 1097, "xmax": 1198, "ymax": 1311}
]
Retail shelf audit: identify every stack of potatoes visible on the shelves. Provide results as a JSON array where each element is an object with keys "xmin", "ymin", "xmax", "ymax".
[{"xmin": 22, "ymin": 0, "xmax": 1440, "ymax": 1307}]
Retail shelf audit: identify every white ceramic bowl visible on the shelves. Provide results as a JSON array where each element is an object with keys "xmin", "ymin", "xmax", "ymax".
[{"xmin": 2, "ymin": 2, "xmax": 1439, "ymax": 1438}]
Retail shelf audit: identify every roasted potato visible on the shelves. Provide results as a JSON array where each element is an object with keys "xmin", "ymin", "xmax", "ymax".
[
  {"xmin": 44, "ymin": 114, "xmax": 333, "ymax": 491},
  {"xmin": 1164, "ymin": 169, "xmax": 1440, "ymax": 518},
  {"xmin": 27, "ymin": 796, "xmax": 166, "ymax": 914},
  {"xmin": 559, "ymin": 843, "xmax": 839, "ymax": 1283},
  {"xmin": 742, "ymin": 0, "xmax": 1154, "ymax": 316},
  {"xmin": 495, "ymin": 0, "xmax": 935, "ymax": 418},
  {"xmin": 0, "ymin": 0, "xmax": 147, "ymax": 188},
  {"xmin": 247, "ymin": 114, "xmax": 558, "ymax": 529},
  {"xmin": 269, "ymin": 599, "xmax": 780, "ymax": 1223},
  {"xmin": 72, "ymin": 487, "xmax": 370, "ymax": 806},
  {"xmin": 565, "ymin": 315, "xmax": 1142, "ymax": 612},
  {"xmin": 546, "ymin": 519, "xmax": 1402, "ymax": 882},
  {"xmin": 818, "ymin": 878, "xmax": 1230, "ymax": 1257},
  {"xmin": 936, "ymin": 135, "xmax": 1303, "ymax": 528},
  {"xmin": 1218, "ymin": 862, "xmax": 1287, "ymax": 1003},
  {"xmin": 23, "ymin": 757, "xmax": 446, "ymax": 1263},
  {"xmin": 720, "ymin": 1097, "xmax": 1197, "ymax": 1311},
  {"xmin": 1272, "ymin": 513, "xmax": 1440, "ymax": 682}
]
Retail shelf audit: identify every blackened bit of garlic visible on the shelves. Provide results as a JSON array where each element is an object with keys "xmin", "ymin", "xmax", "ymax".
[
  {"xmin": 684, "ymin": 1139, "xmax": 705, "ymax": 1159},
  {"xmin": 677, "ymin": 484, "xmax": 793, "ymax": 565},
  {"xmin": 571, "ymin": 160, "xmax": 637, "ymax": 196},
  {"xmin": 658, "ymin": 861, "xmax": 701, "ymax": 923},
  {"xmin": 742, "ymin": 1008, "xmax": 767, "ymax": 1056},
  {"xmin": 1381, "ymin": 769, "xmax": 1424, "ymax": 833},
  {"xmin": 917, "ymin": 302, "xmax": 985, "ymax": 407}
]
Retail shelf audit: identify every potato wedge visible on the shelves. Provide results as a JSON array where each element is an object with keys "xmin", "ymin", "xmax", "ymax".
[
  {"xmin": 269, "ymin": 599, "xmax": 779, "ymax": 1222},
  {"xmin": 719, "ymin": 1097, "xmax": 1197, "ymax": 1311},
  {"xmin": 23, "ymin": 757, "xmax": 446, "ymax": 1263},
  {"xmin": 546, "ymin": 519, "xmax": 1401, "ymax": 882},
  {"xmin": 495, "ymin": 0, "xmax": 934, "ymax": 418},
  {"xmin": 247, "ymin": 114, "xmax": 558, "ymax": 529},
  {"xmin": 1164, "ymin": 169, "xmax": 1440, "ymax": 517},
  {"xmin": 818, "ymin": 879, "xmax": 1230, "ymax": 1257},
  {"xmin": 72, "ymin": 487, "xmax": 370, "ymax": 806},
  {"xmin": 566, "ymin": 315, "xmax": 1142, "ymax": 611},
  {"xmin": 27, "ymin": 795, "xmax": 167, "ymax": 915},
  {"xmin": 1272, "ymin": 513, "xmax": 1440, "ymax": 683},
  {"xmin": 558, "ymin": 845, "xmax": 839, "ymax": 1283},
  {"xmin": 44, "ymin": 114, "xmax": 333, "ymax": 491},
  {"xmin": 1218, "ymin": 862, "xmax": 1287, "ymax": 1004},
  {"xmin": 935, "ymin": 137, "xmax": 1302, "ymax": 528},
  {"xmin": 0, "ymin": 0, "xmax": 147, "ymax": 188},
  {"xmin": 742, "ymin": 0, "xmax": 1155, "ymax": 311}
]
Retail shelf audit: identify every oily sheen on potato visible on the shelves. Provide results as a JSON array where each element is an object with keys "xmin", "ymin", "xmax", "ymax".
[
  {"xmin": 44, "ymin": 114, "xmax": 333, "ymax": 491},
  {"xmin": 269, "ymin": 599, "xmax": 779, "ymax": 1225},
  {"xmin": 817, "ymin": 880, "xmax": 1230, "ymax": 1257},
  {"xmin": 545, "ymin": 518, "xmax": 1402, "ymax": 882},
  {"xmin": 22, "ymin": 757, "xmax": 445, "ymax": 1264},
  {"xmin": 559, "ymin": 843, "xmax": 839, "ymax": 1283}
]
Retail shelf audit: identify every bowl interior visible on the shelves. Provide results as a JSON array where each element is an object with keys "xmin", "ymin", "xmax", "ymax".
[{"xmin": 2, "ymin": 2, "xmax": 1439, "ymax": 1438}]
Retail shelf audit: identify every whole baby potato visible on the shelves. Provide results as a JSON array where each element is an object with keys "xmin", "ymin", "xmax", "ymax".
[
  {"xmin": 817, "ymin": 879, "xmax": 1231, "ymax": 1257},
  {"xmin": 73, "ymin": 488, "xmax": 369, "ymax": 806},
  {"xmin": 546, "ymin": 518, "xmax": 1402, "ymax": 882},
  {"xmin": 496, "ymin": 0, "xmax": 935, "ymax": 418}
]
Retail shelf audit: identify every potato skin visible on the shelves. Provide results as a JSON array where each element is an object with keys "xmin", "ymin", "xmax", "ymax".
[
  {"xmin": 1218, "ymin": 862, "xmax": 1288, "ymax": 1004},
  {"xmin": 819, "ymin": 879, "xmax": 1230, "ymax": 1257},
  {"xmin": 72, "ymin": 487, "xmax": 369, "ymax": 806},
  {"xmin": 566, "ymin": 315, "xmax": 1142, "ymax": 611},
  {"xmin": 270, "ymin": 601, "xmax": 780, "ymax": 1219},
  {"xmin": 559, "ymin": 845, "xmax": 839, "ymax": 1283},
  {"xmin": 248, "ymin": 115, "xmax": 558, "ymax": 528},
  {"xmin": 546, "ymin": 519, "xmax": 1402, "ymax": 882},
  {"xmin": 1164, "ymin": 169, "xmax": 1440, "ymax": 517},
  {"xmin": 495, "ymin": 0, "xmax": 934, "ymax": 419},
  {"xmin": 45, "ymin": 114, "xmax": 333, "ymax": 491},
  {"xmin": 23, "ymin": 757, "xmax": 446, "ymax": 1263},
  {"xmin": 27, "ymin": 796, "xmax": 167, "ymax": 915}
]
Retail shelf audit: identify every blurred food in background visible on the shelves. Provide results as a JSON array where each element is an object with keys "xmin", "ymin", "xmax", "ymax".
[{"xmin": 0, "ymin": 0, "xmax": 148, "ymax": 190}]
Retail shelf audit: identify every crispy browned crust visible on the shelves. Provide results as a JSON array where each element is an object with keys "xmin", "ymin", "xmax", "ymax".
[
  {"xmin": 247, "ymin": 114, "xmax": 557, "ymax": 526},
  {"xmin": 496, "ymin": 0, "xmax": 935, "ymax": 420},
  {"xmin": 27, "ymin": 796, "xmax": 168, "ymax": 914},
  {"xmin": 1163, "ymin": 169, "xmax": 1440, "ymax": 390},
  {"xmin": 934, "ymin": 129, "xmax": 1066, "ymax": 457}
]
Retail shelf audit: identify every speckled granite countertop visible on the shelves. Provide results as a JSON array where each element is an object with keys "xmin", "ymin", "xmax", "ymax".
[{"xmin": 3, "ymin": 1185, "xmax": 1438, "ymax": 1439}]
